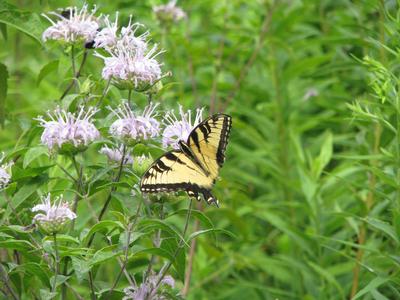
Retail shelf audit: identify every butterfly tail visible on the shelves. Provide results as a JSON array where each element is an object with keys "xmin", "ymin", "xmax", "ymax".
[{"xmin": 187, "ymin": 186, "xmax": 219, "ymax": 207}]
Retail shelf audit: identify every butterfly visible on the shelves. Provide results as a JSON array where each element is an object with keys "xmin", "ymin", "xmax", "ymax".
[{"xmin": 140, "ymin": 114, "xmax": 232, "ymax": 207}]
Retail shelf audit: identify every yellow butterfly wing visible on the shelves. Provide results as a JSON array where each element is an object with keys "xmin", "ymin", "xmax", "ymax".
[
  {"xmin": 140, "ymin": 150, "xmax": 216, "ymax": 203},
  {"xmin": 140, "ymin": 114, "xmax": 232, "ymax": 206},
  {"xmin": 186, "ymin": 114, "xmax": 232, "ymax": 180}
]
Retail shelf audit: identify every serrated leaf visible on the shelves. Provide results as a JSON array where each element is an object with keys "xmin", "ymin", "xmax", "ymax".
[
  {"xmin": 89, "ymin": 245, "xmax": 121, "ymax": 266},
  {"xmin": 23, "ymin": 146, "xmax": 48, "ymax": 168},
  {"xmin": 71, "ymin": 257, "xmax": 90, "ymax": 283},
  {"xmin": 37, "ymin": 60, "xmax": 59, "ymax": 86}
]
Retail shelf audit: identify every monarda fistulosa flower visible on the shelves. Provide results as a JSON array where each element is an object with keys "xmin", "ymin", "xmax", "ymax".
[
  {"xmin": 122, "ymin": 273, "xmax": 175, "ymax": 300},
  {"xmin": 36, "ymin": 106, "xmax": 100, "ymax": 155},
  {"xmin": 153, "ymin": 0, "xmax": 187, "ymax": 23},
  {"xmin": 32, "ymin": 194, "xmax": 77, "ymax": 235},
  {"xmin": 0, "ymin": 153, "xmax": 13, "ymax": 189},
  {"xmin": 94, "ymin": 15, "xmax": 166, "ymax": 92},
  {"xmin": 108, "ymin": 102, "xmax": 160, "ymax": 144},
  {"xmin": 42, "ymin": 4, "xmax": 100, "ymax": 45},
  {"xmin": 162, "ymin": 105, "xmax": 204, "ymax": 149},
  {"xmin": 99, "ymin": 144, "xmax": 134, "ymax": 165}
]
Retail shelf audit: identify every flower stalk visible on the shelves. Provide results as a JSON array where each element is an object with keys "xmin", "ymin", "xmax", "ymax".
[{"xmin": 52, "ymin": 233, "xmax": 60, "ymax": 294}]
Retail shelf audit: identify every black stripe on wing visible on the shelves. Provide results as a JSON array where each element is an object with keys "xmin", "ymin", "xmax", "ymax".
[
  {"xmin": 212, "ymin": 114, "xmax": 232, "ymax": 167},
  {"xmin": 141, "ymin": 182, "xmax": 218, "ymax": 206},
  {"xmin": 186, "ymin": 114, "xmax": 232, "ymax": 167}
]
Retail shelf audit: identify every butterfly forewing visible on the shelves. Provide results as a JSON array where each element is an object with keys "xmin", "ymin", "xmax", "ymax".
[{"xmin": 187, "ymin": 114, "xmax": 232, "ymax": 179}]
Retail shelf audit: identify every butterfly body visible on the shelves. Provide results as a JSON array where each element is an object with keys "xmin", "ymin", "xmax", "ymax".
[{"xmin": 140, "ymin": 114, "xmax": 232, "ymax": 206}]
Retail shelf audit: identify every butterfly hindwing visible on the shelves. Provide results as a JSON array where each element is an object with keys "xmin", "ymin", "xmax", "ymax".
[{"xmin": 140, "ymin": 150, "xmax": 217, "ymax": 204}]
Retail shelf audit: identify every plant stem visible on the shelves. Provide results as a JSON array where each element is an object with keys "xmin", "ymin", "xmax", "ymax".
[
  {"xmin": 128, "ymin": 89, "xmax": 132, "ymax": 107},
  {"xmin": 0, "ymin": 264, "xmax": 19, "ymax": 300},
  {"xmin": 147, "ymin": 199, "xmax": 193, "ymax": 298},
  {"xmin": 184, "ymin": 17, "xmax": 200, "ymax": 107},
  {"xmin": 71, "ymin": 45, "xmax": 76, "ymax": 75},
  {"xmin": 87, "ymin": 145, "xmax": 127, "ymax": 247},
  {"xmin": 109, "ymin": 222, "xmax": 133, "ymax": 295},
  {"xmin": 220, "ymin": 1, "xmax": 276, "ymax": 111},
  {"xmin": 182, "ymin": 219, "xmax": 199, "ymax": 296},
  {"xmin": 71, "ymin": 155, "xmax": 84, "ymax": 226},
  {"xmin": 88, "ymin": 271, "xmax": 97, "ymax": 300},
  {"xmin": 60, "ymin": 49, "xmax": 89, "ymax": 100},
  {"xmin": 96, "ymin": 77, "xmax": 111, "ymax": 108},
  {"xmin": 350, "ymin": 2, "xmax": 385, "ymax": 296},
  {"xmin": 210, "ymin": 12, "xmax": 228, "ymax": 114},
  {"xmin": 182, "ymin": 200, "xmax": 202, "ymax": 296},
  {"xmin": 52, "ymin": 234, "xmax": 60, "ymax": 294}
]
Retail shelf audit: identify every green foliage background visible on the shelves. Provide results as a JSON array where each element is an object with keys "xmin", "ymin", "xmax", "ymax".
[{"xmin": 1, "ymin": 0, "xmax": 400, "ymax": 299}]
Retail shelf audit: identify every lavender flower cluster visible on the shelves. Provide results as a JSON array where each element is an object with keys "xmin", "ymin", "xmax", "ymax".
[
  {"xmin": 0, "ymin": 3, "xmax": 191, "ymax": 298},
  {"xmin": 41, "ymin": 2, "xmax": 181, "ymax": 91}
]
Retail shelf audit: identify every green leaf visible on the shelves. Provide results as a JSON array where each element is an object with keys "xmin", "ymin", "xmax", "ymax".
[
  {"xmin": 71, "ymin": 257, "xmax": 90, "ymax": 283},
  {"xmin": 131, "ymin": 246, "xmax": 174, "ymax": 261},
  {"xmin": 37, "ymin": 60, "xmax": 59, "ymax": 86},
  {"xmin": 352, "ymin": 277, "xmax": 389, "ymax": 300},
  {"xmin": 89, "ymin": 245, "xmax": 121, "ymax": 266},
  {"xmin": 0, "ymin": 62, "xmax": 8, "ymax": 127},
  {"xmin": 307, "ymin": 261, "xmax": 344, "ymax": 299},
  {"xmin": 0, "ymin": 239, "xmax": 35, "ymax": 251},
  {"xmin": 81, "ymin": 220, "xmax": 125, "ymax": 245},
  {"xmin": 11, "ymin": 262, "xmax": 50, "ymax": 288},
  {"xmin": 0, "ymin": 2, "xmax": 45, "ymax": 44},
  {"xmin": 0, "ymin": 22, "xmax": 6, "ymax": 39},
  {"xmin": 186, "ymin": 228, "xmax": 236, "ymax": 243},
  {"xmin": 312, "ymin": 131, "xmax": 333, "ymax": 179},
  {"xmin": 23, "ymin": 146, "xmax": 48, "ymax": 168},
  {"xmin": 40, "ymin": 289, "xmax": 57, "ymax": 300},
  {"xmin": 3, "ymin": 183, "xmax": 38, "ymax": 220},
  {"xmin": 43, "ymin": 234, "xmax": 80, "ymax": 245},
  {"xmin": 138, "ymin": 219, "xmax": 186, "ymax": 245},
  {"xmin": 169, "ymin": 209, "xmax": 214, "ymax": 230},
  {"xmin": 364, "ymin": 217, "xmax": 399, "ymax": 244}
]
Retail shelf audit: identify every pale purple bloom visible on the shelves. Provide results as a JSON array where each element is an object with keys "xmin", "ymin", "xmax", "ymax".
[
  {"xmin": 94, "ymin": 14, "xmax": 164, "ymax": 91},
  {"xmin": 153, "ymin": 0, "xmax": 186, "ymax": 22},
  {"xmin": 303, "ymin": 88, "xmax": 319, "ymax": 100},
  {"xmin": 0, "ymin": 153, "xmax": 13, "ymax": 189},
  {"xmin": 99, "ymin": 144, "xmax": 134, "ymax": 164},
  {"xmin": 122, "ymin": 274, "xmax": 175, "ymax": 300},
  {"xmin": 42, "ymin": 5, "xmax": 99, "ymax": 44},
  {"xmin": 37, "ymin": 106, "xmax": 100, "ymax": 152},
  {"xmin": 94, "ymin": 13, "xmax": 148, "ymax": 54},
  {"xmin": 32, "ymin": 194, "xmax": 76, "ymax": 234},
  {"xmin": 109, "ymin": 102, "xmax": 160, "ymax": 141},
  {"xmin": 162, "ymin": 105, "xmax": 204, "ymax": 149},
  {"xmin": 95, "ymin": 43, "xmax": 163, "ymax": 90}
]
